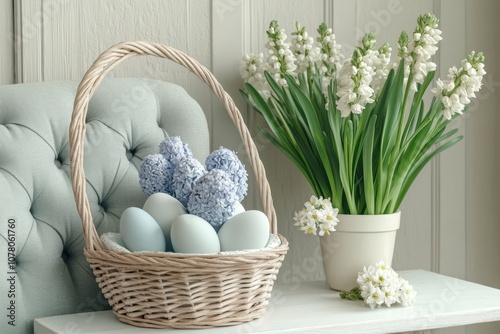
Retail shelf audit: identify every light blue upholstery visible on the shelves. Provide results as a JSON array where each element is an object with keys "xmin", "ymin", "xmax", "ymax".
[{"xmin": 0, "ymin": 78, "xmax": 209, "ymax": 333}]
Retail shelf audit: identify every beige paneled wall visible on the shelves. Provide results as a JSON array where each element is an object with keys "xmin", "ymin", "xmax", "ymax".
[
  {"xmin": 463, "ymin": 1, "xmax": 500, "ymax": 333},
  {"xmin": 15, "ymin": 0, "xmax": 213, "ymax": 130},
  {"xmin": 2, "ymin": 1, "xmax": 499, "ymax": 332},
  {"xmin": 0, "ymin": 0, "xmax": 13, "ymax": 85},
  {"xmin": 465, "ymin": 0, "xmax": 500, "ymax": 287}
]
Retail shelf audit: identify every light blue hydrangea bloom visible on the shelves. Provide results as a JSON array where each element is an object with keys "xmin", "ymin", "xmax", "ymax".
[
  {"xmin": 187, "ymin": 169, "xmax": 239, "ymax": 228},
  {"xmin": 205, "ymin": 147, "xmax": 248, "ymax": 202},
  {"xmin": 172, "ymin": 156, "xmax": 206, "ymax": 206},
  {"xmin": 138, "ymin": 153, "xmax": 168, "ymax": 196},
  {"xmin": 158, "ymin": 136, "xmax": 193, "ymax": 194}
]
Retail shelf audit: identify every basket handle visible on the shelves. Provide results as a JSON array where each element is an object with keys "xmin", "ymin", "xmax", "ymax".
[{"xmin": 69, "ymin": 41, "xmax": 278, "ymax": 251}]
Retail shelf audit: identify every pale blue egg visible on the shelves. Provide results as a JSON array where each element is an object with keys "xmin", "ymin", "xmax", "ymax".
[
  {"xmin": 143, "ymin": 193, "xmax": 187, "ymax": 252},
  {"xmin": 170, "ymin": 214, "xmax": 220, "ymax": 254},
  {"xmin": 120, "ymin": 207, "xmax": 166, "ymax": 252},
  {"xmin": 218, "ymin": 210, "xmax": 270, "ymax": 251}
]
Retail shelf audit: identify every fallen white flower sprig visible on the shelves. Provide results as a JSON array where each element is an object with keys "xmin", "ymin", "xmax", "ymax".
[{"xmin": 340, "ymin": 261, "xmax": 416, "ymax": 309}]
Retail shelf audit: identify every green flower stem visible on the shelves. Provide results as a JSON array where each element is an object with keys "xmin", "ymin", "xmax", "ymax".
[
  {"xmin": 363, "ymin": 115, "xmax": 377, "ymax": 214},
  {"xmin": 345, "ymin": 120, "xmax": 357, "ymax": 214},
  {"xmin": 339, "ymin": 286, "xmax": 363, "ymax": 301},
  {"xmin": 402, "ymin": 71, "xmax": 435, "ymax": 143},
  {"xmin": 396, "ymin": 69, "xmax": 414, "ymax": 152}
]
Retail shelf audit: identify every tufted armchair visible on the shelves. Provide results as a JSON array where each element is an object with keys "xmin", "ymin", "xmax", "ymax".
[{"xmin": 0, "ymin": 78, "xmax": 210, "ymax": 333}]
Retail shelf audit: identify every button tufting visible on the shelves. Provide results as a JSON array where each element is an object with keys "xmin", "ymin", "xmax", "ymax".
[
  {"xmin": 100, "ymin": 202, "xmax": 107, "ymax": 213},
  {"xmin": 61, "ymin": 250, "xmax": 69, "ymax": 262},
  {"xmin": 54, "ymin": 158, "xmax": 62, "ymax": 168},
  {"xmin": 126, "ymin": 148, "xmax": 136, "ymax": 161}
]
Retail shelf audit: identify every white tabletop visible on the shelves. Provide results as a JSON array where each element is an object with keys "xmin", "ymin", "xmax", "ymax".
[{"xmin": 34, "ymin": 270, "xmax": 500, "ymax": 334}]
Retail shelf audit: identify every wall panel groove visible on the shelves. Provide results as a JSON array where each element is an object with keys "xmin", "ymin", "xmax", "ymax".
[{"xmin": 431, "ymin": 0, "xmax": 441, "ymax": 276}]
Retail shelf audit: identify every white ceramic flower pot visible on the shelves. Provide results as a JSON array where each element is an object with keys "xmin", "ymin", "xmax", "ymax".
[{"xmin": 320, "ymin": 211, "xmax": 401, "ymax": 291}]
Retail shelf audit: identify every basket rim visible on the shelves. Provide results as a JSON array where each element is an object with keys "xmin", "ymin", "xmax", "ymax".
[
  {"xmin": 100, "ymin": 233, "xmax": 287, "ymax": 257},
  {"xmin": 86, "ymin": 234, "xmax": 288, "ymax": 261}
]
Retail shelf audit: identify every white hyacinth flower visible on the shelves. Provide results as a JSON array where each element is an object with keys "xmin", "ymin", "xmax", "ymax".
[
  {"xmin": 316, "ymin": 22, "xmax": 344, "ymax": 87},
  {"xmin": 409, "ymin": 14, "xmax": 442, "ymax": 84},
  {"xmin": 371, "ymin": 42, "xmax": 392, "ymax": 95},
  {"xmin": 432, "ymin": 51, "xmax": 486, "ymax": 120},
  {"xmin": 291, "ymin": 21, "xmax": 320, "ymax": 74},
  {"xmin": 397, "ymin": 14, "xmax": 442, "ymax": 92},
  {"xmin": 336, "ymin": 33, "xmax": 376, "ymax": 117},
  {"xmin": 239, "ymin": 53, "xmax": 270, "ymax": 98},
  {"xmin": 265, "ymin": 20, "xmax": 297, "ymax": 87}
]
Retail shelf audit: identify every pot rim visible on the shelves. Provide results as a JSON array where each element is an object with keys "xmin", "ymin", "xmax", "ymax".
[{"xmin": 334, "ymin": 211, "xmax": 401, "ymax": 233}]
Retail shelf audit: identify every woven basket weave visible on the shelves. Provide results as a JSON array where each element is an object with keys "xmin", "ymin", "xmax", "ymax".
[{"xmin": 69, "ymin": 41, "xmax": 288, "ymax": 329}]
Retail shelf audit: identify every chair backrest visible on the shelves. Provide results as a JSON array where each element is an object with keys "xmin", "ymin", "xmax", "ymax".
[{"xmin": 0, "ymin": 78, "xmax": 209, "ymax": 333}]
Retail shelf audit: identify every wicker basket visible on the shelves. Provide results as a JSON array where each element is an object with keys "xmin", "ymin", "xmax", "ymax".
[{"xmin": 69, "ymin": 41, "xmax": 289, "ymax": 329}]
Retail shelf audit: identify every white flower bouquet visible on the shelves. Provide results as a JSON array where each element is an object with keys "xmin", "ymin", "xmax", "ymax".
[
  {"xmin": 240, "ymin": 14, "xmax": 486, "ymax": 215},
  {"xmin": 340, "ymin": 261, "xmax": 416, "ymax": 309},
  {"xmin": 293, "ymin": 195, "xmax": 339, "ymax": 236}
]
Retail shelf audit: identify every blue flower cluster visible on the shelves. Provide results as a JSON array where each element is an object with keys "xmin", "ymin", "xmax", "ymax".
[
  {"xmin": 206, "ymin": 147, "xmax": 248, "ymax": 202},
  {"xmin": 187, "ymin": 169, "xmax": 240, "ymax": 228},
  {"xmin": 138, "ymin": 153, "xmax": 168, "ymax": 196},
  {"xmin": 138, "ymin": 136, "xmax": 248, "ymax": 228},
  {"xmin": 172, "ymin": 156, "xmax": 205, "ymax": 207},
  {"xmin": 158, "ymin": 137, "xmax": 193, "ymax": 194}
]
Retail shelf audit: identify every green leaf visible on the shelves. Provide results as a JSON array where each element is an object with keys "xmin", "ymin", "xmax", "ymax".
[
  {"xmin": 257, "ymin": 126, "xmax": 326, "ymax": 196},
  {"xmin": 244, "ymin": 83, "xmax": 283, "ymax": 136},
  {"xmin": 239, "ymin": 89, "xmax": 262, "ymax": 116},
  {"xmin": 264, "ymin": 71, "xmax": 286, "ymax": 102},
  {"xmin": 297, "ymin": 71, "xmax": 310, "ymax": 95},
  {"xmin": 373, "ymin": 66, "xmax": 402, "ymax": 212},
  {"xmin": 363, "ymin": 115, "xmax": 377, "ymax": 214},
  {"xmin": 285, "ymin": 74, "xmax": 336, "ymax": 192},
  {"xmin": 327, "ymin": 93, "xmax": 350, "ymax": 212},
  {"xmin": 381, "ymin": 61, "xmax": 405, "ymax": 155},
  {"xmin": 245, "ymin": 82, "xmax": 322, "ymax": 193},
  {"xmin": 402, "ymin": 71, "xmax": 435, "ymax": 142},
  {"xmin": 393, "ymin": 136, "xmax": 463, "ymax": 210}
]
